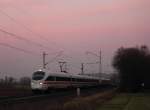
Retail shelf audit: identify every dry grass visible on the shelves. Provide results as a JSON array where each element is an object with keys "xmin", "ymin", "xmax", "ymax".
[
  {"xmin": 0, "ymin": 85, "xmax": 31, "ymax": 96},
  {"xmin": 63, "ymin": 89, "xmax": 116, "ymax": 110}
]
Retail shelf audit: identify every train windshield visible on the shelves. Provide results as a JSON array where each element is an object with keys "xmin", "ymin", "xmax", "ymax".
[{"xmin": 32, "ymin": 71, "xmax": 45, "ymax": 80}]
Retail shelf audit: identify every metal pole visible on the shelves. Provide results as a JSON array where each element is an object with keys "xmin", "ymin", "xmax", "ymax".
[
  {"xmin": 86, "ymin": 50, "xmax": 102, "ymax": 78},
  {"xmin": 43, "ymin": 52, "xmax": 48, "ymax": 69},
  {"xmin": 99, "ymin": 50, "xmax": 101, "ymax": 77},
  {"xmin": 77, "ymin": 88, "xmax": 80, "ymax": 96},
  {"xmin": 81, "ymin": 63, "xmax": 84, "ymax": 74}
]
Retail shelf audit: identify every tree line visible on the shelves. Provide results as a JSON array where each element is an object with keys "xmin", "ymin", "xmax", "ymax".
[
  {"xmin": 0, "ymin": 76, "xmax": 31, "ymax": 88},
  {"xmin": 113, "ymin": 45, "xmax": 150, "ymax": 92}
]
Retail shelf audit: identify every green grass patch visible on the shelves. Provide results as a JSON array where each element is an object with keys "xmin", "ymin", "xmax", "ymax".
[{"xmin": 97, "ymin": 93, "xmax": 150, "ymax": 110}]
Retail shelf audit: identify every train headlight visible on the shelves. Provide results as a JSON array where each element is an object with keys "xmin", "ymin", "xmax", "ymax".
[{"xmin": 39, "ymin": 82, "xmax": 43, "ymax": 85}]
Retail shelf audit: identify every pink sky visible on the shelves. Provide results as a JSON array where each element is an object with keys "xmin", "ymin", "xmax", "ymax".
[{"xmin": 0, "ymin": 0, "xmax": 150, "ymax": 78}]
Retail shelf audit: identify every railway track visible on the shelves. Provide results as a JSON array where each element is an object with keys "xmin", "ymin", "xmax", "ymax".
[
  {"xmin": 0, "ymin": 86, "xmax": 114, "ymax": 110},
  {"xmin": 0, "ymin": 90, "xmax": 74, "ymax": 104}
]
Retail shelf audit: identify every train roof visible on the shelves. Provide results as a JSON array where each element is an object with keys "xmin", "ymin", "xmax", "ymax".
[{"xmin": 35, "ymin": 69, "xmax": 100, "ymax": 80}]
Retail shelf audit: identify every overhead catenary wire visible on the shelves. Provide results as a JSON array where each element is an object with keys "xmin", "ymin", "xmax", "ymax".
[
  {"xmin": 0, "ymin": 8, "xmax": 66, "ymax": 53},
  {"xmin": 0, "ymin": 7, "xmax": 71, "ymax": 67},
  {"xmin": 47, "ymin": 51, "xmax": 64, "ymax": 64},
  {"xmin": 0, "ymin": 28, "xmax": 50, "ymax": 50},
  {"xmin": 0, "ymin": 8, "xmax": 48, "ymax": 41},
  {"xmin": 0, "ymin": 42, "xmax": 39, "ymax": 55},
  {"xmin": 0, "ymin": 7, "xmax": 66, "ymax": 52},
  {"xmin": 0, "ymin": 27, "xmax": 66, "ymax": 64}
]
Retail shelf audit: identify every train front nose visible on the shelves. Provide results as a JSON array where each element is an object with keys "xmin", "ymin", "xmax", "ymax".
[
  {"xmin": 31, "ymin": 81, "xmax": 43, "ymax": 89},
  {"xmin": 31, "ymin": 70, "xmax": 47, "ymax": 91},
  {"xmin": 31, "ymin": 81, "xmax": 48, "ymax": 91}
]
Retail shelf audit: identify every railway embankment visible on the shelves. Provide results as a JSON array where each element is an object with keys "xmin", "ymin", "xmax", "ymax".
[
  {"xmin": 0, "ymin": 87, "xmax": 116, "ymax": 110},
  {"xmin": 63, "ymin": 89, "xmax": 116, "ymax": 110},
  {"xmin": 0, "ymin": 87, "xmax": 32, "ymax": 97}
]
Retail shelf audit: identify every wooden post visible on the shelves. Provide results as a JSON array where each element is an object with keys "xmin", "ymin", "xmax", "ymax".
[{"xmin": 77, "ymin": 88, "xmax": 80, "ymax": 96}]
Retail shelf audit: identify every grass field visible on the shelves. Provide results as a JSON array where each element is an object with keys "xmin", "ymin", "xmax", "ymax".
[
  {"xmin": 0, "ymin": 85, "xmax": 31, "ymax": 96},
  {"xmin": 97, "ymin": 93, "xmax": 150, "ymax": 110}
]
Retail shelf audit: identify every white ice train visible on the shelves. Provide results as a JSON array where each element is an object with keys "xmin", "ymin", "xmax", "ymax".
[{"xmin": 31, "ymin": 69, "xmax": 101, "ymax": 93}]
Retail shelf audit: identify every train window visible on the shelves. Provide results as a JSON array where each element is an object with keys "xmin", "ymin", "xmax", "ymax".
[
  {"xmin": 71, "ymin": 78, "xmax": 76, "ymax": 82},
  {"xmin": 75, "ymin": 78, "xmax": 98, "ymax": 82},
  {"xmin": 32, "ymin": 71, "xmax": 45, "ymax": 80},
  {"xmin": 81, "ymin": 79, "xmax": 85, "ymax": 82},
  {"xmin": 56, "ymin": 77, "xmax": 71, "ymax": 81},
  {"xmin": 76, "ymin": 78, "xmax": 80, "ymax": 82},
  {"xmin": 66, "ymin": 77, "xmax": 71, "ymax": 81},
  {"xmin": 76, "ymin": 78, "xmax": 84, "ymax": 82},
  {"xmin": 46, "ymin": 76, "xmax": 54, "ymax": 81}
]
